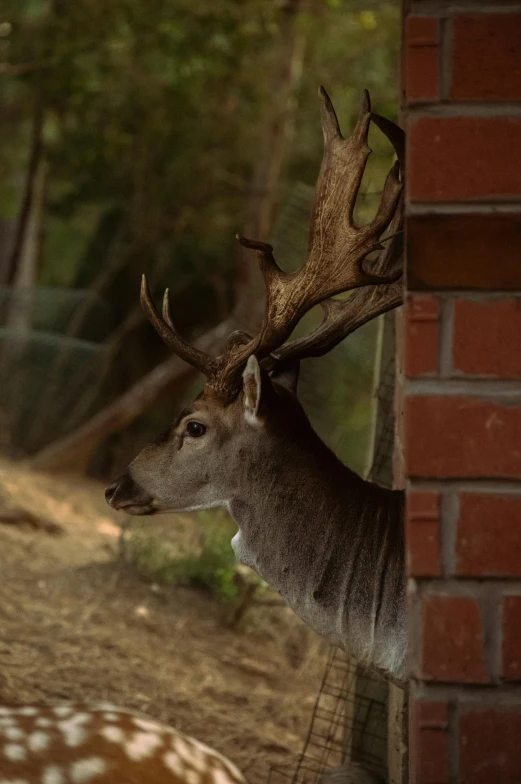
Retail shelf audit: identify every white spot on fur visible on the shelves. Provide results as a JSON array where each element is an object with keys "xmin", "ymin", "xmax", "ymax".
[
  {"xmin": 16, "ymin": 707, "xmax": 37, "ymax": 717},
  {"xmin": 36, "ymin": 717, "xmax": 52, "ymax": 728},
  {"xmin": 125, "ymin": 730, "xmax": 162, "ymax": 761},
  {"xmin": 3, "ymin": 726, "xmax": 24, "ymax": 741},
  {"xmin": 58, "ymin": 713, "xmax": 90, "ymax": 747},
  {"xmin": 89, "ymin": 702, "xmax": 120, "ymax": 712},
  {"xmin": 174, "ymin": 737, "xmax": 192, "ymax": 760},
  {"xmin": 0, "ymin": 708, "xmax": 12, "ymax": 716},
  {"xmin": 0, "ymin": 779, "xmax": 29, "ymax": 784},
  {"xmin": 164, "ymin": 750, "xmax": 185, "ymax": 776},
  {"xmin": 4, "ymin": 743, "xmax": 27, "ymax": 761},
  {"xmin": 102, "ymin": 712, "xmax": 119, "ymax": 722},
  {"xmin": 53, "ymin": 706, "xmax": 73, "ymax": 717},
  {"xmin": 132, "ymin": 716, "xmax": 161, "ymax": 733},
  {"xmin": 175, "ymin": 736, "xmax": 236, "ymax": 778},
  {"xmin": 101, "ymin": 725, "xmax": 124, "ymax": 743},
  {"xmin": 0, "ymin": 717, "xmax": 15, "ymax": 727},
  {"xmin": 189, "ymin": 738, "xmax": 245, "ymax": 781},
  {"xmin": 213, "ymin": 770, "xmax": 236, "ymax": 784},
  {"xmin": 28, "ymin": 731, "xmax": 49, "ymax": 752},
  {"xmin": 70, "ymin": 757, "xmax": 107, "ymax": 783},
  {"xmin": 177, "ymin": 741, "xmax": 206, "ymax": 772},
  {"xmin": 42, "ymin": 766, "xmax": 65, "ymax": 784}
]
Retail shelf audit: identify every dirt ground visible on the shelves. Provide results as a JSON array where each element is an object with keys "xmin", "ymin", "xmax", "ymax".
[{"xmin": 0, "ymin": 459, "xmax": 328, "ymax": 784}]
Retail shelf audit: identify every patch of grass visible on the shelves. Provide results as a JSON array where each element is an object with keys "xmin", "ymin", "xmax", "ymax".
[
  {"xmin": 158, "ymin": 525, "xmax": 238, "ymax": 601},
  {"xmin": 123, "ymin": 509, "xmax": 243, "ymax": 604}
]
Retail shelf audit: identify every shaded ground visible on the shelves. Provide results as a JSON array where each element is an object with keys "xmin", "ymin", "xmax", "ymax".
[{"xmin": 0, "ymin": 459, "xmax": 327, "ymax": 783}]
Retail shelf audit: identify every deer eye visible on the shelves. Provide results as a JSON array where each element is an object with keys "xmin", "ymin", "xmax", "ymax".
[{"xmin": 186, "ymin": 421, "xmax": 206, "ymax": 438}]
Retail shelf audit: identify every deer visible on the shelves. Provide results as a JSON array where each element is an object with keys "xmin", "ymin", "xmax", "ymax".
[
  {"xmin": 0, "ymin": 701, "xmax": 247, "ymax": 783},
  {"xmin": 0, "ymin": 701, "xmax": 387, "ymax": 784},
  {"xmin": 105, "ymin": 87, "xmax": 407, "ymax": 686}
]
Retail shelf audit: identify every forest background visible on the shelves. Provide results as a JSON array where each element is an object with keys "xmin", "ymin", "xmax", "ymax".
[{"xmin": 0, "ymin": 0, "xmax": 399, "ymax": 480}]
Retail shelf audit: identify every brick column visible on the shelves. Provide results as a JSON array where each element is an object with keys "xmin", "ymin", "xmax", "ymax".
[{"xmin": 401, "ymin": 3, "xmax": 521, "ymax": 782}]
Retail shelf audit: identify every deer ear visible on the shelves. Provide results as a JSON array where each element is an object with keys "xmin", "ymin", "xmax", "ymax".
[
  {"xmin": 242, "ymin": 355, "xmax": 262, "ymax": 420},
  {"xmin": 270, "ymin": 359, "xmax": 300, "ymax": 395}
]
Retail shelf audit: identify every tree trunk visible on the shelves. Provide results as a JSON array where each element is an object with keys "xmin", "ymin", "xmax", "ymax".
[
  {"xmin": 29, "ymin": 0, "xmax": 309, "ymax": 473},
  {"xmin": 0, "ymin": 217, "xmax": 19, "ymax": 287},
  {"xmin": 7, "ymin": 153, "xmax": 47, "ymax": 331},
  {"xmin": 5, "ymin": 104, "xmax": 45, "ymax": 291},
  {"xmin": 233, "ymin": 0, "xmax": 308, "ymax": 333}
]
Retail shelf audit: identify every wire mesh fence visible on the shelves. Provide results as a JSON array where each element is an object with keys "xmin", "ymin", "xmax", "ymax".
[
  {"xmin": 0, "ymin": 285, "xmax": 113, "ymax": 456},
  {"xmin": 267, "ymin": 649, "xmax": 388, "ymax": 784}
]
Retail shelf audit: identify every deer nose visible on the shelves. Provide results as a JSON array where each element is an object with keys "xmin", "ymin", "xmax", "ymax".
[
  {"xmin": 105, "ymin": 475, "xmax": 126, "ymax": 507},
  {"xmin": 104, "ymin": 479, "xmax": 120, "ymax": 506},
  {"xmin": 105, "ymin": 473, "xmax": 147, "ymax": 509}
]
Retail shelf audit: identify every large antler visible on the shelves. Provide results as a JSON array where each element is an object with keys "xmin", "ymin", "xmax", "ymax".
[
  {"xmin": 263, "ymin": 112, "xmax": 405, "ymax": 373},
  {"xmin": 141, "ymin": 87, "xmax": 404, "ymax": 400},
  {"xmin": 212, "ymin": 87, "xmax": 402, "ymax": 397}
]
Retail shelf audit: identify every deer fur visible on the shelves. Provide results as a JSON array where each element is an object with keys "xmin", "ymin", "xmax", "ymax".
[{"xmin": 107, "ymin": 358, "xmax": 406, "ymax": 684}]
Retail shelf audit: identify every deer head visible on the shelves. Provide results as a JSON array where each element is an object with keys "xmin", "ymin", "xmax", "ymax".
[{"xmin": 105, "ymin": 87, "xmax": 404, "ymax": 521}]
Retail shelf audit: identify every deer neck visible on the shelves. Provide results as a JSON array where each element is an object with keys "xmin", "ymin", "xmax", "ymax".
[{"xmin": 229, "ymin": 430, "xmax": 406, "ymax": 683}]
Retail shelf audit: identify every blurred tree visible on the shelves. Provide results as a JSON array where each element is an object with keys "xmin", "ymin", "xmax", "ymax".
[{"xmin": 0, "ymin": 0, "xmax": 399, "ymax": 472}]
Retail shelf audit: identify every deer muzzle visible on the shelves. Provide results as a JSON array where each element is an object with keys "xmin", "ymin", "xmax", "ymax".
[{"xmin": 105, "ymin": 473, "xmax": 156, "ymax": 515}]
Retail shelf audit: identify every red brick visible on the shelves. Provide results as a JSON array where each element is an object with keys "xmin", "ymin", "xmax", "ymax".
[
  {"xmin": 406, "ymin": 491, "xmax": 441, "ymax": 577},
  {"xmin": 408, "ymin": 116, "xmax": 521, "ymax": 202},
  {"xmin": 451, "ymin": 14, "xmax": 521, "ymax": 101},
  {"xmin": 407, "ymin": 213, "xmax": 521, "ymax": 291},
  {"xmin": 460, "ymin": 708, "xmax": 521, "ymax": 783},
  {"xmin": 405, "ymin": 295, "xmax": 440, "ymax": 377},
  {"xmin": 502, "ymin": 595, "xmax": 521, "ymax": 680},
  {"xmin": 453, "ymin": 299, "xmax": 521, "ymax": 380},
  {"xmin": 405, "ymin": 17, "xmax": 439, "ymax": 103},
  {"xmin": 405, "ymin": 396, "xmax": 521, "ymax": 479},
  {"xmin": 421, "ymin": 595, "xmax": 488, "ymax": 683},
  {"xmin": 413, "ymin": 701, "xmax": 450, "ymax": 784},
  {"xmin": 416, "ymin": 701, "xmax": 449, "ymax": 728},
  {"xmin": 456, "ymin": 494, "xmax": 521, "ymax": 577}
]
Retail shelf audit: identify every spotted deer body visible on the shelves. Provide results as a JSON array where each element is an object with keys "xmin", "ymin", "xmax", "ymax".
[
  {"xmin": 106, "ymin": 88, "xmax": 407, "ymax": 684},
  {"xmin": 0, "ymin": 703, "xmax": 246, "ymax": 784}
]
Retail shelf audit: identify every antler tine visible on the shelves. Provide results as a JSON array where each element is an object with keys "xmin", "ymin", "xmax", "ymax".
[
  {"xmin": 162, "ymin": 288, "xmax": 176, "ymax": 329},
  {"xmin": 366, "ymin": 113, "xmax": 405, "ymax": 236},
  {"xmin": 264, "ymin": 196, "xmax": 404, "ymax": 371},
  {"xmin": 319, "ymin": 85, "xmax": 343, "ymax": 144},
  {"xmin": 140, "ymin": 275, "xmax": 218, "ymax": 379},
  {"xmin": 367, "ymin": 159, "xmax": 402, "ymax": 236},
  {"xmin": 371, "ymin": 112, "xmax": 406, "ymax": 168},
  {"xmin": 317, "ymin": 86, "xmax": 373, "ymax": 225}
]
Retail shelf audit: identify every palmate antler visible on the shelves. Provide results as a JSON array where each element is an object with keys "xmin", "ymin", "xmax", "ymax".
[
  {"xmin": 262, "ymin": 111, "xmax": 405, "ymax": 373},
  {"xmin": 141, "ymin": 87, "xmax": 405, "ymax": 400}
]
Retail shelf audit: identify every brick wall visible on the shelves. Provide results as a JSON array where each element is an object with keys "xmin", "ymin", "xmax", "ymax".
[{"xmin": 401, "ymin": 1, "xmax": 521, "ymax": 781}]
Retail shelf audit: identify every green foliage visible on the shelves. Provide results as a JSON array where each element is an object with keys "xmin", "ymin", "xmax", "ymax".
[
  {"xmin": 0, "ymin": 0, "xmax": 400, "ymax": 471},
  {"xmin": 124, "ymin": 510, "xmax": 241, "ymax": 603},
  {"xmin": 1, "ymin": 0, "xmax": 399, "ymax": 289}
]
